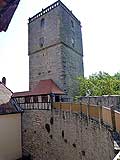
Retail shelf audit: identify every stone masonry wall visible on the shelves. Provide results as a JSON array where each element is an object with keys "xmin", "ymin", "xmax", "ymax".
[
  {"xmin": 29, "ymin": 44, "xmax": 64, "ymax": 91},
  {"xmin": 28, "ymin": 2, "xmax": 84, "ymax": 96},
  {"xmin": 61, "ymin": 45, "xmax": 84, "ymax": 95},
  {"xmin": 22, "ymin": 109, "xmax": 114, "ymax": 160},
  {"xmin": 29, "ymin": 6, "xmax": 63, "ymax": 91},
  {"xmin": 80, "ymin": 96, "xmax": 120, "ymax": 111}
]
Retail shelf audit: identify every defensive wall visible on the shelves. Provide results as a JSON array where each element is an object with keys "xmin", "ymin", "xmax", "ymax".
[{"xmin": 20, "ymin": 96, "xmax": 120, "ymax": 160}]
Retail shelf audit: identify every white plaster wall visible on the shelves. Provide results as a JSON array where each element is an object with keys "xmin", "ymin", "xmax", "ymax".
[{"xmin": 0, "ymin": 113, "xmax": 22, "ymax": 160}]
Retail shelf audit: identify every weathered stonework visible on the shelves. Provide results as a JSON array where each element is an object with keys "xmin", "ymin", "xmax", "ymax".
[
  {"xmin": 80, "ymin": 96, "xmax": 120, "ymax": 111},
  {"xmin": 22, "ymin": 109, "xmax": 114, "ymax": 160},
  {"xmin": 28, "ymin": 1, "xmax": 84, "ymax": 96}
]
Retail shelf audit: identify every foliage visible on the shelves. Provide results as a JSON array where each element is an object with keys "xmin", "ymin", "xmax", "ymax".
[{"xmin": 76, "ymin": 71, "xmax": 120, "ymax": 96}]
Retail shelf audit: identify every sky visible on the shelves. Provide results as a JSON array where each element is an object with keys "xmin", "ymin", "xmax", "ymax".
[{"xmin": 0, "ymin": 0, "xmax": 120, "ymax": 92}]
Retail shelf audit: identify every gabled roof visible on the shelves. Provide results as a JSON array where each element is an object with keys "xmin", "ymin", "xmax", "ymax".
[
  {"xmin": 13, "ymin": 79, "xmax": 64, "ymax": 97},
  {"xmin": 0, "ymin": 82, "xmax": 23, "ymax": 114},
  {"xmin": 0, "ymin": 82, "xmax": 12, "ymax": 105}
]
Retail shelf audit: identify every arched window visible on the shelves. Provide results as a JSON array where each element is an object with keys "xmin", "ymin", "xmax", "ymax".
[{"xmin": 41, "ymin": 18, "xmax": 45, "ymax": 28}]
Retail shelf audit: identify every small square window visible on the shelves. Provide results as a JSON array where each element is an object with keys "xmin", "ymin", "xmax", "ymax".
[
  {"xmin": 48, "ymin": 70, "xmax": 51, "ymax": 73},
  {"xmin": 38, "ymin": 72, "xmax": 41, "ymax": 75}
]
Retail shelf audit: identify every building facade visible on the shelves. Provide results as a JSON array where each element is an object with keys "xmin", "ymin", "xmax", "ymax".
[
  {"xmin": 28, "ymin": 0, "xmax": 84, "ymax": 96},
  {"xmin": 0, "ymin": 81, "xmax": 22, "ymax": 160}
]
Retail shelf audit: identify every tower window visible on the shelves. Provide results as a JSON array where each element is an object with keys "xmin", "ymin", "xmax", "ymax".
[
  {"xmin": 71, "ymin": 20, "xmax": 74, "ymax": 28},
  {"xmin": 38, "ymin": 72, "xmax": 41, "ymax": 75},
  {"xmin": 48, "ymin": 70, "xmax": 51, "ymax": 73},
  {"xmin": 71, "ymin": 38, "xmax": 75, "ymax": 47},
  {"xmin": 39, "ymin": 37, "xmax": 44, "ymax": 47},
  {"xmin": 41, "ymin": 18, "xmax": 45, "ymax": 28}
]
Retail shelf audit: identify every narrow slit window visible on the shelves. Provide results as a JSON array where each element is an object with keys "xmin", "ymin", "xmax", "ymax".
[
  {"xmin": 71, "ymin": 20, "xmax": 74, "ymax": 28},
  {"xmin": 39, "ymin": 37, "xmax": 44, "ymax": 47},
  {"xmin": 41, "ymin": 18, "xmax": 45, "ymax": 28},
  {"xmin": 71, "ymin": 37, "xmax": 75, "ymax": 47}
]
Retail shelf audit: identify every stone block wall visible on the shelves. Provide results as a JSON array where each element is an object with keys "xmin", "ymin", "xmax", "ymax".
[
  {"xmin": 80, "ymin": 96, "xmax": 120, "ymax": 111},
  {"xmin": 61, "ymin": 45, "xmax": 84, "ymax": 95},
  {"xmin": 29, "ymin": 44, "xmax": 64, "ymax": 90},
  {"xmin": 22, "ymin": 109, "xmax": 114, "ymax": 160}
]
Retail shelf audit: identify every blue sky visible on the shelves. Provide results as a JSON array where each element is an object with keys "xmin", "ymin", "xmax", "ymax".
[{"xmin": 0, "ymin": 0, "xmax": 120, "ymax": 92}]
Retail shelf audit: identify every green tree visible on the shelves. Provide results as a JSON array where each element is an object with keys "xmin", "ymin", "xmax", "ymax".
[
  {"xmin": 114, "ymin": 72, "xmax": 120, "ymax": 80},
  {"xmin": 76, "ymin": 71, "xmax": 120, "ymax": 96}
]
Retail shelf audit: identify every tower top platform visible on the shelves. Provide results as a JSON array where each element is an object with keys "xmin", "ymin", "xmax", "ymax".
[{"xmin": 29, "ymin": 0, "xmax": 80, "ymax": 24}]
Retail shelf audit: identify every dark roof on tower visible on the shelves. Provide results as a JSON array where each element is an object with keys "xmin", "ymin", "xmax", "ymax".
[{"xmin": 13, "ymin": 79, "xmax": 64, "ymax": 97}]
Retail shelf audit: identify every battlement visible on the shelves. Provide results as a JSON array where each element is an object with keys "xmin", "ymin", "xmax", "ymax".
[{"xmin": 29, "ymin": 0, "xmax": 80, "ymax": 24}]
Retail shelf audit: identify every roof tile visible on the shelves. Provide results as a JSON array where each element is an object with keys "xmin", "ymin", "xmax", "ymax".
[{"xmin": 13, "ymin": 79, "xmax": 64, "ymax": 97}]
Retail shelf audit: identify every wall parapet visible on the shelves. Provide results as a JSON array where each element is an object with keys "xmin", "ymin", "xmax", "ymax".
[
  {"xmin": 78, "ymin": 95, "xmax": 120, "ymax": 111},
  {"xmin": 28, "ymin": 0, "xmax": 80, "ymax": 24},
  {"xmin": 53, "ymin": 100, "xmax": 120, "ymax": 133},
  {"xmin": 29, "ymin": 1, "xmax": 60, "ymax": 23},
  {"xmin": 14, "ymin": 95, "xmax": 120, "ymax": 132}
]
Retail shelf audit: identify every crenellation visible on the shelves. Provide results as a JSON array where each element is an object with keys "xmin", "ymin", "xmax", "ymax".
[
  {"xmin": 29, "ymin": 1, "xmax": 60, "ymax": 23},
  {"xmin": 29, "ymin": 0, "xmax": 80, "ymax": 25}
]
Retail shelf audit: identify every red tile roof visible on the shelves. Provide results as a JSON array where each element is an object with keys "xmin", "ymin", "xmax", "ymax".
[
  {"xmin": 32, "ymin": 79, "xmax": 64, "ymax": 95},
  {"xmin": 12, "ymin": 91, "xmax": 30, "ymax": 97},
  {"xmin": 13, "ymin": 79, "xmax": 64, "ymax": 97}
]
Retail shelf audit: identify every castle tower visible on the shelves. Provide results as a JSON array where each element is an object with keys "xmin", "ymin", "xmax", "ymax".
[{"xmin": 28, "ymin": 1, "xmax": 84, "ymax": 96}]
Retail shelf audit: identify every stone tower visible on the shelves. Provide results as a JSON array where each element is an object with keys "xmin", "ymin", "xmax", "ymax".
[{"xmin": 28, "ymin": 0, "xmax": 84, "ymax": 96}]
